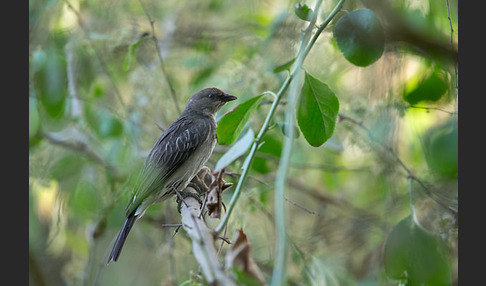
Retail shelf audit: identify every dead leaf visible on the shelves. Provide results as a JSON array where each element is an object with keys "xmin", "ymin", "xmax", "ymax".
[{"xmin": 225, "ymin": 229, "xmax": 266, "ymax": 285}]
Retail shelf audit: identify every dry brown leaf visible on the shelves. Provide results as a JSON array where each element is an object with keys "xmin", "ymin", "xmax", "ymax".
[{"xmin": 225, "ymin": 229, "xmax": 266, "ymax": 285}]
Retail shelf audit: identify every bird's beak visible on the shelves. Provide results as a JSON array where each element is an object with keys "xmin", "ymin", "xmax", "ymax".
[{"xmin": 222, "ymin": 94, "xmax": 237, "ymax": 102}]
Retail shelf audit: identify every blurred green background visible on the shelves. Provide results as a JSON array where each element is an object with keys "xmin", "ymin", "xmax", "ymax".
[{"xmin": 29, "ymin": 0, "xmax": 457, "ymax": 285}]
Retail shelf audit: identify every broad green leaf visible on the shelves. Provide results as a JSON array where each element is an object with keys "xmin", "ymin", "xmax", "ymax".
[
  {"xmin": 403, "ymin": 67, "xmax": 449, "ymax": 105},
  {"xmin": 273, "ymin": 58, "xmax": 295, "ymax": 73},
  {"xmin": 294, "ymin": 3, "xmax": 313, "ymax": 21},
  {"xmin": 29, "ymin": 96, "xmax": 40, "ymax": 139},
  {"xmin": 214, "ymin": 128, "xmax": 254, "ymax": 173},
  {"xmin": 333, "ymin": 9, "xmax": 385, "ymax": 67},
  {"xmin": 297, "ymin": 72, "xmax": 339, "ymax": 147},
  {"xmin": 217, "ymin": 95, "xmax": 265, "ymax": 145},
  {"xmin": 422, "ymin": 119, "xmax": 458, "ymax": 178},
  {"xmin": 384, "ymin": 215, "xmax": 451, "ymax": 286},
  {"xmin": 33, "ymin": 48, "xmax": 68, "ymax": 118}
]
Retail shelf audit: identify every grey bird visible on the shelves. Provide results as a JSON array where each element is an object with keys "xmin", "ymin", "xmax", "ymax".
[{"xmin": 107, "ymin": 87, "xmax": 237, "ymax": 263}]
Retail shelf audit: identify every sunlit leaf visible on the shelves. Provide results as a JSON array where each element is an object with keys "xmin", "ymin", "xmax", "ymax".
[
  {"xmin": 214, "ymin": 128, "xmax": 255, "ymax": 173},
  {"xmin": 297, "ymin": 72, "xmax": 339, "ymax": 147},
  {"xmin": 217, "ymin": 95, "xmax": 265, "ymax": 145},
  {"xmin": 384, "ymin": 215, "xmax": 451, "ymax": 286},
  {"xmin": 333, "ymin": 9, "xmax": 385, "ymax": 67},
  {"xmin": 403, "ymin": 67, "xmax": 449, "ymax": 105}
]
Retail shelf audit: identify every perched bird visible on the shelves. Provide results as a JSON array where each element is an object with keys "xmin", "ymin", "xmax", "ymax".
[{"xmin": 107, "ymin": 87, "xmax": 237, "ymax": 263}]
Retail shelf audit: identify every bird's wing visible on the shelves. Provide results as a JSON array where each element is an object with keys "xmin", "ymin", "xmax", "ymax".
[{"xmin": 126, "ymin": 116, "xmax": 213, "ymax": 215}]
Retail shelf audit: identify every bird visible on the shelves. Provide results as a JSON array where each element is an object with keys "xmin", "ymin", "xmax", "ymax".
[{"xmin": 106, "ymin": 87, "xmax": 237, "ymax": 264}]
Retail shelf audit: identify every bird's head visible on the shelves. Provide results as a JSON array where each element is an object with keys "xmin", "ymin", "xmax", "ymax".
[{"xmin": 184, "ymin": 87, "xmax": 237, "ymax": 117}]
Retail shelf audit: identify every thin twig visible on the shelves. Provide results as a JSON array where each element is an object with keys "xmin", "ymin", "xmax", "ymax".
[
  {"xmin": 407, "ymin": 105, "xmax": 456, "ymax": 115},
  {"xmin": 138, "ymin": 0, "xmax": 181, "ymax": 113},
  {"xmin": 338, "ymin": 113, "xmax": 457, "ymax": 215},
  {"xmin": 284, "ymin": 197, "xmax": 319, "ymax": 216}
]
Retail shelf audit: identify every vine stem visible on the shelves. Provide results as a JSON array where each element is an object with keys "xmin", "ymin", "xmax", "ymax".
[{"xmin": 214, "ymin": 0, "xmax": 346, "ymax": 241}]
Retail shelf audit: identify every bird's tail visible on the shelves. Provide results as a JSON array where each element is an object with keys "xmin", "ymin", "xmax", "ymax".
[{"xmin": 106, "ymin": 214, "xmax": 137, "ymax": 264}]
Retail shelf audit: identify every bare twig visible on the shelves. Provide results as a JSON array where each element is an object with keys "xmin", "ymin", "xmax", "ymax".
[{"xmin": 138, "ymin": 0, "xmax": 181, "ymax": 113}]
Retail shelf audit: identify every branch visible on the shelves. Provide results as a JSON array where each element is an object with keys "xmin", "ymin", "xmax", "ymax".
[{"xmin": 179, "ymin": 179, "xmax": 236, "ymax": 285}]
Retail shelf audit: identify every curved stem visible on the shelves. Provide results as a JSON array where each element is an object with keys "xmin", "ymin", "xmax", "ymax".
[{"xmin": 215, "ymin": 0, "xmax": 346, "ymax": 236}]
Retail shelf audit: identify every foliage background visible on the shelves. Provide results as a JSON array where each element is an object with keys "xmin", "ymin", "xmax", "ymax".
[{"xmin": 29, "ymin": 0, "xmax": 458, "ymax": 285}]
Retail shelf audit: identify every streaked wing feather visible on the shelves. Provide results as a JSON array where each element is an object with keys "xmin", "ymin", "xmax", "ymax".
[{"xmin": 126, "ymin": 117, "xmax": 211, "ymax": 215}]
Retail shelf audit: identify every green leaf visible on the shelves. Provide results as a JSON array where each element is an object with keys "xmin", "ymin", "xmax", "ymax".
[
  {"xmin": 273, "ymin": 58, "xmax": 295, "ymax": 73},
  {"xmin": 29, "ymin": 96, "xmax": 40, "ymax": 139},
  {"xmin": 50, "ymin": 154, "xmax": 85, "ymax": 182},
  {"xmin": 214, "ymin": 128, "xmax": 254, "ymax": 173},
  {"xmin": 333, "ymin": 9, "xmax": 385, "ymax": 67},
  {"xmin": 294, "ymin": 3, "xmax": 313, "ymax": 21},
  {"xmin": 297, "ymin": 72, "xmax": 339, "ymax": 147},
  {"xmin": 422, "ymin": 119, "xmax": 458, "ymax": 178},
  {"xmin": 217, "ymin": 95, "xmax": 265, "ymax": 145},
  {"xmin": 84, "ymin": 104, "xmax": 124, "ymax": 139},
  {"xmin": 384, "ymin": 215, "xmax": 451, "ymax": 286},
  {"xmin": 123, "ymin": 35, "xmax": 150, "ymax": 71},
  {"xmin": 33, "ymin": 48, "xmax": 68, "ymax": 118},
  {"xmin": 403, "ymin": 67, "xmax": 449, "ymax": 105}
]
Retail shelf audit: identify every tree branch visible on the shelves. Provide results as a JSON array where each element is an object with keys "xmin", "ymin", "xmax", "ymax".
[{"xmin": 179, "ymin": 184, "xmax": 236, "ymax": 285}]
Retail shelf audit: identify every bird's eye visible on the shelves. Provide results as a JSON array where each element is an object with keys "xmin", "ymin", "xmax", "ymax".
[{"xmin": 208, "ymin": 93, "xmax": 214, "ymax": 98}]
